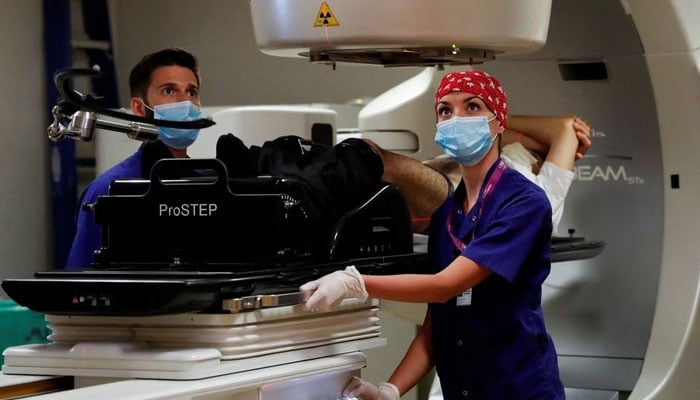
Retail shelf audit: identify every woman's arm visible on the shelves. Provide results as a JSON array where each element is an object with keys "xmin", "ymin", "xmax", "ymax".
[
  {"xmin": 302, "ymin": 255, "xmax": 491, "ymax": 309},
  {"xmin": 342, "ymin": 311, "xmax": 436, "ymax": 399},
  {"xmin": 363, "ymin": 256, "xmax": 491, "ymax": 303},
  {"xmin": 387, "ymin": 310, "xmax": 436, "ymax": 395}
]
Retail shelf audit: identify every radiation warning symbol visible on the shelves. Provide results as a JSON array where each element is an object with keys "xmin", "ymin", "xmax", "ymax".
[{"xmin": 313, "ymin": 2, "xmax": 340, "ymax": 27}]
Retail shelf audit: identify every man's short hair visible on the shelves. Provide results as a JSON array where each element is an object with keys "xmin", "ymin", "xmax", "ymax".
[{"xmin": 128, "ymin": 48, "xmax": 200, "ymax": 99}]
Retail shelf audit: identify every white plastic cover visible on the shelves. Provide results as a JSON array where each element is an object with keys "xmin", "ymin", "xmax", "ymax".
[{"xmin": 250, "ymin": 0, "xmax": 552, "ymax": 60}]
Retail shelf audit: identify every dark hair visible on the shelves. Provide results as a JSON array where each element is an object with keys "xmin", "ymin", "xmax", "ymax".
[{"xmin": 128, "ymin": 47, "xmax": 200, "ymax": 99}]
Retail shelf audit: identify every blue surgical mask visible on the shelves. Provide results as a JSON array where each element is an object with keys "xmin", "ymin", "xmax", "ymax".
[
  {"xmin": 148, "ymin": 100, "xmax": 202, "ymax": 149},
  {"xmin": 434, "ymin": 115, "xmax": 497, "ymax": 166}
]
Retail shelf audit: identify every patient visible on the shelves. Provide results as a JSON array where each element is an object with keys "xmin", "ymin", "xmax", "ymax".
[{"xmin": 217, "ymin": 111, "xmax": 591, "ymax": 241}]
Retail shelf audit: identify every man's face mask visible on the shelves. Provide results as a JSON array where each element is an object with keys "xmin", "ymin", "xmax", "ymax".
[
  {"xmin": 144, "ymin": 100, "xmax": 202, "ymax": 149},
  {"xmin": 434, "ymin": 115, "xmax": 497, "ymax": 166}
]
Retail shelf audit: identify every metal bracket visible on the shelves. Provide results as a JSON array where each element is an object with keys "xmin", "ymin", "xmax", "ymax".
[{"xmin": 222, "ymin": 291, "xmax": 312, "ymax": 312}]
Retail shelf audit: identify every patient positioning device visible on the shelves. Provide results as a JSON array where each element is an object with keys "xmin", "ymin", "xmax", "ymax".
[
  {"xmin": 3, "ymin": 156, "xmax": 420, "ymax": 316},
  {"xmin": 1, "ymin": 148, "xmax": 421, "ymax": 383},
  {"xmin": 3, "ymin": 64, "xmax": 426, "ymax": 390}
]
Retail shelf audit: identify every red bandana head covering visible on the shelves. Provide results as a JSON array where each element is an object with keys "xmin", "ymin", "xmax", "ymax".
[{"xmin": 434, "ymin": 70, "xmax": 508, "ymax": 127}]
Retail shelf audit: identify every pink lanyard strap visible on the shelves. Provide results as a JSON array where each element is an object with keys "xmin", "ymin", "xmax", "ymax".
[{"xmin": 446, "ymin": 160, "xmax": 507, "ymax": 251}]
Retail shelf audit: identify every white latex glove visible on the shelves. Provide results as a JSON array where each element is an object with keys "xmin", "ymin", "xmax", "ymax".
[
  {"xmin": 300, "ymin": 265, "xmax": 368, "ymax": 309},
  {"xmin": 343, "ymin": 376, "xmax": 400, "ymax": 400}
]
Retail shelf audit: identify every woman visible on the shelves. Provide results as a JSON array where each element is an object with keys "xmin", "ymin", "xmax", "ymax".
[{"xmin": 301, "ymin": 70, "xmax": 564, "ymax": 399}]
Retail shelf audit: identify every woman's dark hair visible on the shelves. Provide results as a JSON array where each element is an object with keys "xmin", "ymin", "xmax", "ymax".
[{"xmin": 128, "ymin": 48, "xmax": 199, "ymax": 99}]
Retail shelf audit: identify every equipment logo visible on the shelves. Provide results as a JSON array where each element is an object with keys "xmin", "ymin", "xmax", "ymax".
[
  {"xmin": 314, "ymin": 1, "xmax": 339, "ymax": 27},
  {"xmin": 573, "ymin": 130, "xmax": 645, "ymax": 185},
  {"xmin": 158, "ymin": 203, "xmax": 218, "ymax": 217},
  {"xmin": 574, "ymin": 156, "xmax": 644, "ymax": 185}
]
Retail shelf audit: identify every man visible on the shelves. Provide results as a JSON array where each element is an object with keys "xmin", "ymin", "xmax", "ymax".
[{"xmin": 65, "ymin": 48, "xmax": 202, "ymax": 269}]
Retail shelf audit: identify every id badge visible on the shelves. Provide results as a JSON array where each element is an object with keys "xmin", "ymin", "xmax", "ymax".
[{"xmin": 456, "ymin": 288, "xmax": 472, "ymax": 306}]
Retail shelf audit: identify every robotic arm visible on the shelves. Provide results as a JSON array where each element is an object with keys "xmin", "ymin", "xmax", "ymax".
[{"xmin": 46, "ymin": 66, "xmax": 215, "ymax": 142}]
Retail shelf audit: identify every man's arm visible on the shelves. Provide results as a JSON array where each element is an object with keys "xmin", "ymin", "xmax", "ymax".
[
  {"xmin": 65, "ymin": 189, "xmax": 102, "ymax": 269},
  {"xmin": 501, "ymin": 115, "xmax": 592, "ymax": 234},
  {"xmin": 363, "ymin": 139, "xmax": 451, "ymax": 233},
  {"xmin": 503, "ymin": 115, "xmax": 592, "ymax": 171}
]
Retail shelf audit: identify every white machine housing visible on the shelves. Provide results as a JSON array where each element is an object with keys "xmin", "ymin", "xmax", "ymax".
[
  {"xmin": 250, "ymin": 0, "xmax": 552, "ymax": 66},
  {"xmin": 188, "ymin": 105, "xmax": 337, "ymax": 159},
  {"xmin": 2, "ymin": 300, "xmax": 384, "ymax": 380},
  {"xmin": 353, "ymin": 68, "xmax": 441, "ymax": 161}
]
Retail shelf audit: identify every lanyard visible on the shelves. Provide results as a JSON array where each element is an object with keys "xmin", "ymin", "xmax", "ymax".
[{"xmin": 446, "ymin": 159, "xmax": 506, "ymax": 251}]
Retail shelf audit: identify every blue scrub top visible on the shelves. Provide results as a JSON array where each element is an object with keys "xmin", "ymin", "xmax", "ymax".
[
  {"xmin": 427, "ymin": 159, "xmax": 564, "ymax": 400},
  {"xmin": 64, "ymin": 146, "xmax": 144, "ymax": 269}
]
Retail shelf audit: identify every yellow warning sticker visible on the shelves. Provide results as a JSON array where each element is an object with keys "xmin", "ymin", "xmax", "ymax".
[{"xmin": 314, "ymin": 2, "xmax": 340, "ymax": 27}]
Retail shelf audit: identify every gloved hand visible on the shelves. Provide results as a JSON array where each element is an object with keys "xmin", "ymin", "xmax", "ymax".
[
  {"xmin": 300, "ymin": 265, "xmax": 368, "ymax": 309},
  {"xmin": 343, "ymin": 377, "xmax": 400, "ymax": 400}
]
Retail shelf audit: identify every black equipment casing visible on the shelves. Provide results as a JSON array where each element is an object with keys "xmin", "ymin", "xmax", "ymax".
[
  {"xmin": 0, "ymin": 158, "xmax": 421, "ymax": 316},
  {"xmin": 92, "ymin": 159, "xmax": 313, "ymax": 268}
]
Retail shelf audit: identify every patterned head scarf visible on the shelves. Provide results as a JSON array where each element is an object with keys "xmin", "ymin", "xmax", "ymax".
[{"xmin": 434, "ymin": 70, "xmax": 508, "ymax": 127}]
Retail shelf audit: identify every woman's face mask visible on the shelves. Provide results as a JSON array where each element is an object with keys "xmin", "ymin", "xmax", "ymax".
[
  {"xmin": 143, "ymin": 100, "xmax": 202, "ymax": 149},
  {"xmin": 434, "ymin": 115, "xmax": 497, "ymax": 166}
]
